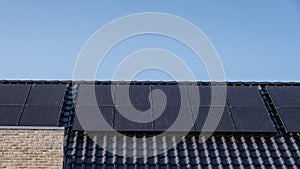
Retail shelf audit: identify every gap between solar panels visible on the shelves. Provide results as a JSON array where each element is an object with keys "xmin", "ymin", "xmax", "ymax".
[{"xmin": 258, "ymin": 85, "xmax": 287, "ymax": 135}]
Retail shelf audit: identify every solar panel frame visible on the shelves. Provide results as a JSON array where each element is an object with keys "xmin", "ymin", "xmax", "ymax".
[
  {"xmin": 19, "ymin": 105, "xmax": 62, "ymax": 126},
  {"xmin": 230, "ymin": 107, "xmax": 276, "ymax": 132},
  {"xmin": 26, "ymin": 84, "xmax": 67, "ymax": 105},
  {"xmin": 0, "ymin": 84, "xmax": 31, "ymax": 105}
]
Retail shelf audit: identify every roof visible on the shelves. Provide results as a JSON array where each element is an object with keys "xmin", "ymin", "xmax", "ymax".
[
  {"xmin": 65, "ymin": 132, "xmax": 300, "ymax": 169},
  {"xmin": 1, "ymin": 80, "xmax": 300, "ymax": 168}
]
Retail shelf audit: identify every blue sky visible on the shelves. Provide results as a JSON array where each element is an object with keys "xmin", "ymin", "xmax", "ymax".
[{"xmin": 0, "ymin": 1, "xmax": 299, "ymax": 81}]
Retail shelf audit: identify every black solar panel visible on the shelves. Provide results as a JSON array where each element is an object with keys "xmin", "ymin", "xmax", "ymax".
[
  {"xmin": 77, "ymin": 84, "xmax": 114, "ymax": 106},
  {"xmin": 186, "ymin": 85, "xmax": 227, "ymax": 107},
  {"xmin": 279, "ymin": 108, "xmax": 300, "ymax": 132},
  {"xmin": 114, "ymin": 85, "xmax": 151, "ymax": 108},
  {"xmin": 26, "ymin": 84, "xmax": 66, "ymax": 105},
  {"xmin": 151, "ymin": 85, "xmax": 188, "ymax": 107},
  {"xmin": 0, "ymin": 84, "xmax": 31, "ymax": 105},
  {"xmin": 0, "ymin": 105, "xmax": 23, "ymax": 125},
  {"xmin": 73, "ymin": 106, "xmax": 114, "ymax": 131},
  {"xmin": 230, "ymin": 107, "xmax": 276, "ymax": 132},
  {"xmin": 192, "ymin": 107, "xmax": 236, "ymax": 132},
  {"xmin": 187, "ymin": 85, "xmax": 209, "ymax": 107},
  {"xmin": 267, "ymin": 86, "xmax": 300, "ymax": 108},
  {"xmin": 226, "ymin": 86, "xmax": 265, "ymax": 107},
  {"xmin": 72, "ymin": 116, "xmax": 83, "ymax": 131},
  {"xmin": 276, "ymin": 108, "xmax": 300, "ymax": 132},
  {"xmin": 19, "ymin": 105, "xmax": 62, "ymax": 126},
  {"xmin": 153, "ymin": 106, "xmax": 193, "ymax": 131},
  {"xmin": 166, "ymin": 106, "xmax": 194, "ymax": 131},
  {"xmin": 114, "ymin": 106, "xmax": 154, "ymax": 131},
  {"xmin": 265, "ymin": 86, "xmax": 300, "ymax": 133}
]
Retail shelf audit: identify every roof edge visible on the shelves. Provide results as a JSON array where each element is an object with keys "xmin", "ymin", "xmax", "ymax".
[
  {"xmin": 0, "ymin": 126, "xmax": 64, "ymax": 130},
  {"xmin": 0, "ymin": 80, "xmax": 300, "ymax": 86}
]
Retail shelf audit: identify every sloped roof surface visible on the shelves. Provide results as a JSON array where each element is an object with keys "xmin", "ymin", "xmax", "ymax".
[
  {"xmin": 65, "ymin": 132, "xmax": 300, "ymax": 169},
  {"xmin": 1, "ymin": 80, "xmax": 300, "ymax": 168}
]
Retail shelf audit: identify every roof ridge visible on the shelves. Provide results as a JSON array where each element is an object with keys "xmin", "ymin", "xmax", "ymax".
[{"xmin": 1, "ymin": 80, "xmax": 300, "ymax": 86}]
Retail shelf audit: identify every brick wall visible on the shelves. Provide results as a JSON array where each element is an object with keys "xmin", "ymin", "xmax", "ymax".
[{"xmin": 0, "ymin": 128, "xmax": 64, "ymax": 169}]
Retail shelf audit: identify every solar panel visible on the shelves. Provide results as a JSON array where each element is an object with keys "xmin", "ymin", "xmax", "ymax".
[
  {"xmin": 73, "ymin": 106, "xmax": 114, "ymax": 131},
  {"xmin": 77, "ymin": 84, "xmax": 115, "ymax": 107},
  {"xmin": 153, "ymin": 106, "xmax": 193, "ymax": 131},
  {"xmin": 186, "ymin": 85, "xmax": 227, "ymax": 107},
  {"xmin": 187, "ymin": 85, "xmax": 209, "ymax": 107},
  {"xmin": 230, "ymin": 107, "xmax": 276, "ymax": 132},
  {"xmin": 19, "ymin": 105, "xmax": 62, "ymax": 126},
  {"xmin": 0, "ymin": 105, "xmax": 23, "ymax": 125},
  {"xmin": 276, "ymin": 108, "xmax": 300, "ymax": 132},
  {"xmin": 114, "ymin": 85, "xmax": 151, "ymax": 107},
  {"xmin": 151, "ymin": 85, "xmax": 188, "ymax": 107},
  {"xmin": 267, "ymin": 86, "xmax": 300, "ymax": 108},
  {"xmin": 26, "ymin": 84, "xmax": 66, "ymax": 105},
  {"xmin": 114, "ymin": 106, "xmax": 154, "ymax": 131},
  {"xmin": 226, "ymin": 86, "xmax": 265, "ymax": 107},
  {"xmin": 72, "ymin": 116, "xmax": 83, "ymax": 130},
  {"xmin": 0, "ymin": 84, "xmax": 31, "ymax": 105},
  {"xmin": 192, "ymin": 107, "xmax": 236, "ymax": 132}
]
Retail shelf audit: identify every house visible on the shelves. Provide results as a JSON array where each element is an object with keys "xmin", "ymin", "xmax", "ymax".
[{"xmin": 0, "ymin": 80, "xmax": 299, "ymax": 168}]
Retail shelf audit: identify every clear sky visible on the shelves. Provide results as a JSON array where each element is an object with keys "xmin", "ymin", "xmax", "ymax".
[{"xmin": 0, "ymin": 1, "xmax": 299, "ymax": 81}]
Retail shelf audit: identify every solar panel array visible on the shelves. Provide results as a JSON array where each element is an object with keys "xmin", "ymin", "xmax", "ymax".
[
  {"xmin": 73, "ymin": 84, "xmax": 276, "ymax": 133},
  {"xmin": 267, "ymin": 86, "xmax": 300, "ymax": 132},
  {"xmin": 3, "ymin": 81, "xmax": 298, "ymax": 133},
  {"xmin": 0, "ymin": 83, "xmax": 66, "ymax": 126}
]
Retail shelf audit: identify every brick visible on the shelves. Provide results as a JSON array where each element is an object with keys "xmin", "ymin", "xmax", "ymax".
[{"xmin": 0, "ymin": 129, "xmax": 64, "ymax": 168}]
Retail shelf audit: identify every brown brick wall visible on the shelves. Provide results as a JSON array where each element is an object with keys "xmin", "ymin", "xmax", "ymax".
[{"xmin": 0, "ymin": 128, "xmax": 64, "ymax": 169}]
